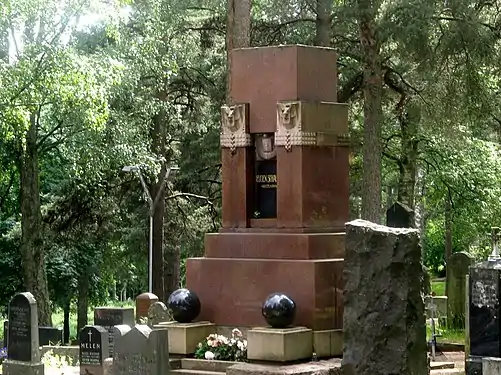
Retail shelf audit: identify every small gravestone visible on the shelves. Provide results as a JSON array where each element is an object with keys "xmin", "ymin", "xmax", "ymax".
[
  {"xmin": 113, "ymin": 324, "xmax": 169, "ymax": 375},
  {"xmin": 3, "ymin": 292, "xmax": 44, "ymax": 375},
  {"xmin": 38, "ymin": 327, "xmax": 63, "ymax": 345},
  {"xmin": 447, "ymin": 251, "xmax": 473, "ymax": 329},
  {"xmin": 79, "ymin": 325, "xmax": 108, "ymax": 375},
  {"xmin": 386, "ymin": 201, "xmax": 414, "ymax": 228},
  {"xmin": 147, "ymin": 302, "xmax": 171, "ymax": 326},
  {"xmin": 93, "ymin": 307, "xmax": 134, "ymax": 358},
  {"xmin": 135, "ymin": 293, "xmax": 159, "ymax": 324}
]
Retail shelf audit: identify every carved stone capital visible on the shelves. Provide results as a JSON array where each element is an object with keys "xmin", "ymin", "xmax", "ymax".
[
  {"xmin": 220, "ymin": 103, "xmax": 252, "ymax": 153},
  {"xmin": 275, "ymin": 101, "xmax": 349, "ymax": 151}
]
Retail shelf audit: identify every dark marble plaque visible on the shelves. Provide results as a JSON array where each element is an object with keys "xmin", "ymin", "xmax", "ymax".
[
  {"xmin": 254, "ymin": 159, "xmax": 277, "ymax": 219},
  {"xmin": 79, "ymin": 325, "xmax": 108, "ymax": 375},
  {"xmin": 469, "ymin": 263, "xmax": 501, "ymax": 357},
  {"xmin": 39, "ymin": 326, "xmax": 63, "ymax": 345},
  {"xmin": 93, "ymin": 307, "xmax": 134, "ymax": 358},
  {"xmin": 7, "ymin": 292, "xmax": 38, "ymax": 362},
  {"xmin": 386, "ymin": 201, "xmax": 414, "ymax": 228}
]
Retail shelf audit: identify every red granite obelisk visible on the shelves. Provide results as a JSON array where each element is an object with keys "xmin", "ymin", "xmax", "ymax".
[{"xmin": 186, "ymin": 45, "xmax": 349, "ymax": 331}]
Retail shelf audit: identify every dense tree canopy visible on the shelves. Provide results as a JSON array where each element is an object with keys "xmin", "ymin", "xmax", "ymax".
[{"xmin": 1, "ymin": 0, "xmax": 501, "ymax": 335}]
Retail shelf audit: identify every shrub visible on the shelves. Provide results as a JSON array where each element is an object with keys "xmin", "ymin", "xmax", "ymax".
[{"xmin": 195, "ymin": 329, "xmax": 247, "ymax": 362}]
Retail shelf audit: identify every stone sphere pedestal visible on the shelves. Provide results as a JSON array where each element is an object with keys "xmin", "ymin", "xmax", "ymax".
[
  {"xmin": 154, "ymin": 321, "xmax": 215, "ymax": 355},
  {"xmin": 247, "ymin": 327, "xmax": 313, "ymax": 362}
]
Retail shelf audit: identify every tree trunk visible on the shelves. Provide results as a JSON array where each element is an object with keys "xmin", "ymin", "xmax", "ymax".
[
  {"xmin": 63, "ymin": 300, "xmax": 70, "ymax": 344},
  {"xmin": 77, "ymin": 271, "xmax": 89, "ymax": 335},
  {"xmin": 315, "ymin": 0, "xmax": 332, "ymax": 46},
  {"xmin": 0, "ymin": 19, "xmax": 8, "ymax": 62},
  {"xmin": 20, "ymin": 110, "xmax": 52, "ymax": 326},
  {"xmin": 444, "ymin": 196, "xmax": 453, "ymax": 297},
  {"xmin": 164, "ymin": 230, "xmax": 181, "ymax": 300},
  {"xmin": 396, "ymin": 102, "xmax": 420, "ymax": 210},
  {"xmin": 149, "ymin": 110, "xmax": 168, "ymax": 300},
  {"xmin": 358, "ymin": 0, "xmax": 383, "ymax": 223},
  {"xmin": 152, "ymin": 167, "xmax": 166, "ymax": 300},
  {"xmin": 226, "ymin": 0, "xmax": 251, "ymax": 103}
]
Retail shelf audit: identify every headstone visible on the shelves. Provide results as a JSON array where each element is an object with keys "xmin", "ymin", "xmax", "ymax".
[
  {"xmin": 147, "ymin": 301, "xmax": 171, "ymax": 326},
  {"xmin": 386, "ymin": 201, "xmax": 414, "ymax": 228},
  {"xmin": 466, "ymin": 260, "xmax": 501, "ymax": 375},
  {"xmin": 447, "ymin": 251, "xmax": 473, "ymax": 329},
  {"xmin": 466, "ymin": 228, "xmax": 501, "ymax": 375},
  {"xmin": 3, "ymin": 292, "xmax": 44, "ymax": 375},
  {"xmin": 38, "ymin": 327, "xmax": 63, "ymax": 345},
  {"xmin": 79, "ymin": 325, "xmax": 108, "ymax": 375},
  {"xmin": 94, "ymin": 307, "xmax": 134, "ymax": 358},
  {"xmin": 113, "ymin": 324, "xmax": 169, "ymax": 375},
  {"xmin": 135, "ymin": 293, "xmax": 158, "ymax": 324},
  {"xmin": 342, "ymin": 220, "xmax": 427, "ymax": 375}
]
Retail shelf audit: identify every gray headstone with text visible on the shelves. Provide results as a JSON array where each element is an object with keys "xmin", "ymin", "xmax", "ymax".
[
  {"xmin": 94, "ymin": 307, "xmax": 134, "ymax": 358},
  {"xmin": 113, "ymin": 324, "xmax": 169, "ymax": 375}
]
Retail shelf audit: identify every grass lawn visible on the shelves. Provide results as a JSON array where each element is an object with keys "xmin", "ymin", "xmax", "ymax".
[
  {"xmin": 431, "ymin": 279, "xmax": 445, "ymax": 296},
  {"xmin": 426, "ymin": 325, "xmax": 465, "ymax": 345}
]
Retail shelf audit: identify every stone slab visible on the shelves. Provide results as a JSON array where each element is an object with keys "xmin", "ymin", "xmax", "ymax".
[
  {"xmin": 343, "ymin": 220, "xmax": 427, "ymax": 375},
  {"xmin": 153, "ymin": 321, "xmax": 215, "ymax": 355},
  {"xmin": 2, "ymin": 360, "xmax": 44, "ymax": 375},
  {"xmin": 483, "ymin": 356, "xmax": 501, "ymax": 375},
  {"xmin": 204, "ymin": 232, "xmax": 345, "ymax": 259},
  {"xmin": 226, "ymin": 358, "xmax": 342, "ymax": 375},
  {"xmin": 187, "ymin": 258, "xmax": 343, "ymax": 330},
  {"xmin": 313, "ymin": 329, "xmax": 342, "ymax": 358},
  {"xmin": 247, "ymin": 327, "xmax": 313, "ymax": 362}
]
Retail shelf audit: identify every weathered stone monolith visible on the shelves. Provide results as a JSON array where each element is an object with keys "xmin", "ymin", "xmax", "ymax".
[{"xmin": 342, "ymin": 220, "xmax": 427, "ymax": 375}]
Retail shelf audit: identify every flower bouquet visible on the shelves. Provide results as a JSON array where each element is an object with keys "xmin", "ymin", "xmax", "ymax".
[{"xmin": 195, "ymin": 328, "xmax": 247, "ymax": 362}]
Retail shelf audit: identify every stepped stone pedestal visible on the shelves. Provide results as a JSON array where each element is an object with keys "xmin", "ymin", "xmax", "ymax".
[
  {"xmin": 247, "ymin": 327, "xmax": 313, "ymax": 362},
  {"xmin": 186, "ymin": 45, "xmax": 349, "ymax": 344},
  {"xmin": 154, "ymin": 321, "xmax": 215, "ymax": 355}
]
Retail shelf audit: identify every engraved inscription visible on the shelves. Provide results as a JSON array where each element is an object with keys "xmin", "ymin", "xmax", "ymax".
[
  {"xmin": 471, "ymin": 269, "xmax": 499, "ymax": 308},
  {"xmin": 8, "ymin": 294, "xmax": 32, "ymax": 362},
  {"xmin": 114, "ymin": 352, "xmax": 156, "ymax": 375}
]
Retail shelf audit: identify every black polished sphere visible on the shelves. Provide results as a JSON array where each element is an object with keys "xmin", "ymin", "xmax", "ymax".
[
  {"xmin": 262, "ymin": 293, "xmax": 296, "ymax": 328},
  {"xmin": 167, "ymin": 288, "xmax": 201, "ymax": 323}
]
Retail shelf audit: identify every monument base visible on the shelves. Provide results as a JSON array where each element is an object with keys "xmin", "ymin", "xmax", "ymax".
[
  {"xmin": 313, "ymin": 329, "xmax": 342, "ymax": 358},
  {"xmin": 247, "ymin": 327, "xmax": 313, "ymax": 362},
  {"xmin": 186, "ymin": 257, "xmax": 343, "ymax": 330},
  {"xmin": 2, "ymin": 360, "xmax": 44, "ymax": 375},
  {"xmin": 154, "ymin": 321, "xmax": 215, "ymax": 355}
]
